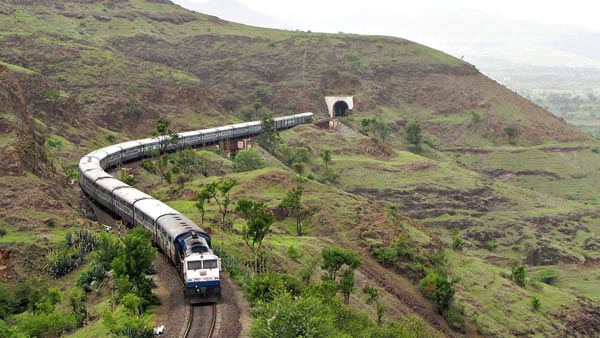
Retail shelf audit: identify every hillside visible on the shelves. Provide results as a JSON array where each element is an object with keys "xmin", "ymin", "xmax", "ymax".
[{"xmin": 0, "ymin": 1, "xmax": 599, "ymax": 337}]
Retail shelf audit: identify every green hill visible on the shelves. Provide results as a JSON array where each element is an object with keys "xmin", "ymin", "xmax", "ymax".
[{"xmin": 0, "ymin": 1, "xmax": 599, "ymax": 337}]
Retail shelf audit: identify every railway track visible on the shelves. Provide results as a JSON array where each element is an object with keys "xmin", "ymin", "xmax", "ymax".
[{"xmin": 183, "ymin": 304, "xmax": 217, "ymax": 338}]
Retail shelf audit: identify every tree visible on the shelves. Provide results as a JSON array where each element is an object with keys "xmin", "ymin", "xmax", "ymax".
[
  {"xmin": 251, "ymin": 293, "xmax": 335, "ymax": 338},
  {"xmin": 236, "ymin": 199, "xmax": 275, "ymax": 272},
  {"xmin": 510, "ymin": 262, "xmax": 527, "ymax": 287},
  {"xmin": 504, "ymin": 126, "xmax": 517, "ymax": 144},
  {"xmin": 155, "ymin": 154, "xmax": 170, "ymax": 184},
  {"xmin": 153, "ymin": 118, "xmax": 179, "ymax": 153},
  {"xmin": 200, "ymin": 179, "xmax": 236, "ymax": 231},
  {"xmin": 22, "ymin": 140, "xmax": 45, "ymax": 175},
  {"xmin": 339, "ymin": 269, "xmax": 356, "ymax": 304},
  {"xmin": 195, "ymin": 190, "xmax": 211, "ymax": 225},
  {"xmin": 362, "ymin": 285, "xmax": 379, "ymax": 305},
  {"xmin": 253, "ymin": 99, "xmax": 263, "ymax": 120},
  {"xmin": 218, "ymin": 94, "xmax": 239, "ymax": 112},
  {"xmin": 110, "ymin": 228, "xmax": 156, "ymax": 306},
  {"xmin": 233, "ymin": 150, "xmax": 265, "ymax": 172},
  {"xmin": 450, "ymin": 228, "xmax": 464, "ymax": 251},
  {"xmin": 320, "ymin": 149, "xmax": 331, "ymax": 170},
  {"xmin": 124, "ymin": 98, "xmax": 142, "ymax": 129},
  {"xmin": 280, "ymin": 184, "xmax": 306, "ymax": 236},
  {"xmin": 257, "ymin": 115, "xmax": 280, "ymax": 152},
  {"xmin": 531, "ymin": 296, "xmax": 541, "ymax": 311},
  {"xmin": 405, "ymin": 120, "xmax": 422, "ymax": 147},
  {"xmin": 419, "ymin": 270, "xmax": 456, "ymax": 316},
  {"xmin": 321, "ymin": 247, "xmax": 361, "ymax": 282}
]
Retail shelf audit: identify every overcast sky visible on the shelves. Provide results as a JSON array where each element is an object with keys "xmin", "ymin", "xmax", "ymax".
[{"xmin": 174, "ymin": 0, "xmax": 600, "ymax": 32}]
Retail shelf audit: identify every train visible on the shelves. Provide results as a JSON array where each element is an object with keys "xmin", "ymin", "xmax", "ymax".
[{"xmin": 78, "ymin": 112, "xmax": 314, "ymax": 303}]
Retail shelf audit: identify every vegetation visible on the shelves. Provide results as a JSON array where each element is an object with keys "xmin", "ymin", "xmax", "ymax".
[
  {"xmin": 257, "ymin": 115, "xmax": 280, "ymax": 152},
  {"xmin": 153, "ymin": 118, "xmax": 179, "ymax": 153},
  {"xmin": 279, "ymin": 183, "xmax": 306, "ymax": 236},
  {"xmin": 419, "ymin": 270, "xmax": 456, "ymax": 316},
  {"xmin": 536, "ymin": 268, "xmax": 560, "ymax": 285},
  {"xmin": 200, "ymin": 179, "xmax": 237, "ymax": 231},
  {"xmin": 405, "ymin": 120, "xmax": 422, "ymax": 148},
  {"xmin": 234, "ymin": 150, "xmax": 265, "ymax": 172},
  {"xmin": 237, "ymin": 199, "xmax": 275, "ymax": 272}
]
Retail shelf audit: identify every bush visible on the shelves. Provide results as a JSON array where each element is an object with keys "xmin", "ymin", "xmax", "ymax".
[
  {"xmin": 140, "ymin": 159, "xmax": 156, "ymax": 174},
  {"xmin": 419, "ymin": 270, "xmax": 455, "ymax": 315},
  {"xmin": 485, "ymin": 240, "xmax": 497, "ymax": 251},
  {"xmin": 511, "ymin": 264, "xmax": 527, "ymax": 287},
  {"xmin": 536, "ymin": 268, "xmax": 559, "ymax": 285},
  {"xmin": 77, "ymin": 263, "xmax": 108, "ymax": 292},
  {"xmin": 233, "ymin": 150, "xmax": 265, "ymax": 172},
  {"xmin": 246, "ymin": 273, "xmax": 286, "ymax": 304},
  {"xmin": 531, "ymin": 296, "xmax": 541, "ymax": 311},
  {"xmin": 0, "ymin": 227, "xmax": 6, "ymax": 237}
]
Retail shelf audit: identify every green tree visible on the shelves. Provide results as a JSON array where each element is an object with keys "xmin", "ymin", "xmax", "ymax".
[
  {"xmin": 155, "ymin": 154, "xmax": 170, "ymax": 183},
  {"xmin": 511, "ymin": 263, "xmax": 527, "ymax": 287},
  {"xmin": 121, "ymin": 293, "xmax": 143, "ymax": 316},
  {"xmin": 339, "ymin": 269, "xmax": 356, "ymax": 304},
  {"xmin": 405, "ymin": 120, "xmax": 422, "ymax": 147},
  {"xmin": 111, "ymin": 228, "xmax": 157, "ymax": 306},
  {"xmin": 320, "ymin": 149, "xmax": 331, "ymax": 170},
  {"xmin": 234, "ymin": 150, "xmax": 265, "ymax": 172},
  {"xmin": 321, "ymin": 247, "xmax": 361, "ymax": 282},
  {"xmin": 280, "ymin": 184, "xmax": 306, "ymax": 236},
  {"xmin": 450, "ymin": 228, "xmax": 464, "ymax": 251},
  {"xmin": 195, "ymin": 190, "xmax": 211, "ymax": 225},
  {"xmin": 253, "ymin": 99, "xmax": 263, "ymax": 120},
  {"xmin": 504, "ymin": 126, "xmax": 517, "ymax": 144},
  {"xmin": 419, "ymin": 270, "xmax": 456, "ymax": 316},
  {"xmin": 124, "ymin": 98, "xmax": 142, "ymax": 129},
  {"xmin": 531, "ymin": 296, "xmax": 541, "ymax": 311},
  {"xmin": 257, "ymin": 115, "xmax": 280, "ymax": 152},
  {"xmin": 153, "ymin": 118, "xmax": 179, "ymax": 153},
  {"xmin": 362, "ymin": 285, "xmax": 379, "ymax": 305},
  {"xmin": 236, "ymin": 199, "xmax": 275, "ymax": 272},
  {"xmin": 120, "ymin": 168, "xmax": 136, "ymax": 186},
  {"xmin": 251, "ymin": 293, "xmax": 335, "ymax": 338},
  {"xmin": 201, "ymin": 179, "xmax": 236, "ymax": 231}
]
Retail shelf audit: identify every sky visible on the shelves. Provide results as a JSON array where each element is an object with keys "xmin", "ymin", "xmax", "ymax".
[
  {"xmin": 171, "ymin": 0, "xmax": 600, "ymax": 69},
  {"xmin": 174, "ymin": 0, "xmax": 600, "ymax": 32}
]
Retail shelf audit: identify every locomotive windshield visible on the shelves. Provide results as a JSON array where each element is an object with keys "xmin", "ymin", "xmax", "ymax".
[
  {"xmin": 203, "ymin": 259, "xmax": 218, "ymax": 269},
  {"xmin": 187, "ymin": 261, "xmax": 202, "ymax": 270}
]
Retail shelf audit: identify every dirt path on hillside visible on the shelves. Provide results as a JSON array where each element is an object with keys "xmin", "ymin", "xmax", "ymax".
[{"xmin": 358, "ymin": 255, "xmax": 459, "ymax": 337}]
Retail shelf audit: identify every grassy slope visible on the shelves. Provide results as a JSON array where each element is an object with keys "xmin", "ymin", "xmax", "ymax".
[{"xmin": 0, "ymin": 1, "xmax": 598, "ymax": 337}]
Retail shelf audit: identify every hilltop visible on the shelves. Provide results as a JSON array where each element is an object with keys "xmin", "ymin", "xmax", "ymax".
[{"xmin": 0, "ymin": 1, "xmax": 599, "ymax": 337}]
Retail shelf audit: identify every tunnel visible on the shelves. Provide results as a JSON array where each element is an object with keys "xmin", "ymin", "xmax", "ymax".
[{"xmin": 333, "ymin": 100, "xmax": 349, "ymax": 117}]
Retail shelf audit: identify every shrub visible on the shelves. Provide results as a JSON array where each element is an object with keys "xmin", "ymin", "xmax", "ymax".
[
  {"xmin": 0, "ymin": 227, "xmax": 6, "ymax": 237},
  {"xmin": 511, "ymin": 264, "xmax": 527, "ymax": 287},
  {"xmin": 419, "ymin": 270, "xmax": 455, "ymax": 315},
  {"xmin": 450, "ymin": 229, "xmax": 464, "ymax": 251},
  {"xmin": 536, "ymin": 268, "xmax": 559, "ymax": 285},
  {"xmin": 140, "ymin": 159, "xmax": 156, "ymax": 174},
  {"xmin": 531, "ymin": 296, "xmax": 541, "ymax": 311},
  {"xmin": 485, "ymin": 240, "xmax": 497, "ymax": 251},
  {"xmin": 234, "ymin": 150, "xmax": 265, "ymax": 172},
  {"xmin": 246, "ymin": 273, "xmax": 286, "ymax": 304}
]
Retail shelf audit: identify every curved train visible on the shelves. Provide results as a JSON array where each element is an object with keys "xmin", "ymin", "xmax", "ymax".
[{"xmin": 78, "ymin": 112, "xmax": 314, "ymax": 302}]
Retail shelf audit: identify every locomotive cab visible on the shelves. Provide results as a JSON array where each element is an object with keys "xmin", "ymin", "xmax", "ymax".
[{"xmin": 183, "ymin": 253, "xmax": 222, "ymax": 303}]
